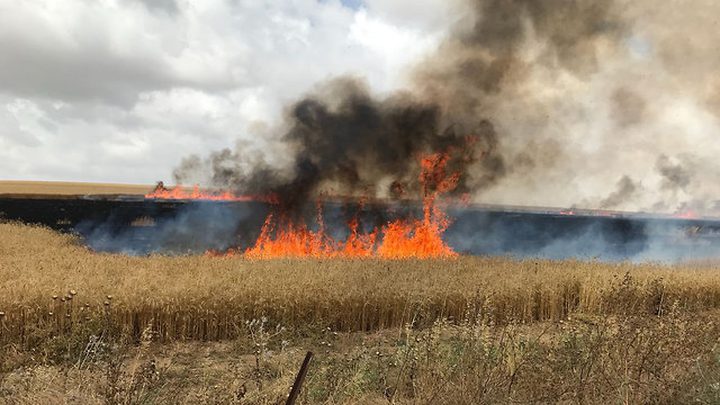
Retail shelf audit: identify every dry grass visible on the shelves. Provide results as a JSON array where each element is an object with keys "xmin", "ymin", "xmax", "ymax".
[
  {"xmin": 4, "ymin": 222, "xmax": 720, "ymax": 403},
  {"xmin": 0, "ymin": 181, "xmax": 155, "ymax": 196},
  {"xmin": 3, "ymin": 314, "xmax": 720, "ymax": 404},
  {"xmin": 3, "ymin": 222, "xmax": 720, "ymax": 346}
]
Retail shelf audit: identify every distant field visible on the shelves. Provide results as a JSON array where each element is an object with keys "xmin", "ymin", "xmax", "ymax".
[{"xmin": 0, "ymin": 180, "xmax": 154, "ymax": 196}]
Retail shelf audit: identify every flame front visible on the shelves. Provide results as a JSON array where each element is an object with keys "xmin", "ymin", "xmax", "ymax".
[
  {"xmin": 145, "ymin": 184, "xmax": 272, "ymax": 202},
  {"xmin": 148, "ymin": 153, "xmax": 459, "ymax": 259},
  {"xmin": 243, "ymin": 153, "xmax": 458, "ymax": 259}
]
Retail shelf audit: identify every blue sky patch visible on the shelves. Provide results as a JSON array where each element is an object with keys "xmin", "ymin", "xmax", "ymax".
[{"xmin": 340, "ymin": 0, "xmax": 364, "ymax": 10}]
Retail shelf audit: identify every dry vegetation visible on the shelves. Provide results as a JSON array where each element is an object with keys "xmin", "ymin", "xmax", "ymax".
[
  {"xmin": 3, "ymin": 222, "xmax": 720, "ymax": 403},
  {"xmin": 0, "ymin": 181, "xmax": 153, "ymax": 196}
]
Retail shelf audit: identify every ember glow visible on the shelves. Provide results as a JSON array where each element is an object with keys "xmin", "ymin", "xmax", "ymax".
[
  {"xmin": 203, "ymin": 153, "xmax": 459, "ymax": 260},
  {"xmin": 674, "ymin": 210, "xmax": 699, "ymax": 220}
]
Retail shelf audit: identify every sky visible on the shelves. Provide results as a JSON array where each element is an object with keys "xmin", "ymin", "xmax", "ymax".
[
  {"xmin": 4, "ymin": 0, "xmax": 720, "ymax": 214},
  {"xmin": 0, "ymin": 0, "xmax": 458, "ymax": 184}
]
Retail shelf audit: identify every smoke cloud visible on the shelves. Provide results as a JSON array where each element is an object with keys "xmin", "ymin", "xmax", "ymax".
[
  {"xmin": 174, "ymin": 0, "xmax": 720, "ymax": 215},
  {"xmin": 600, "ymin": 176, "xmax": 639, "ymax": 209},
  {"xmin": 656, "ymin": 155, "xmax": 692, "ymax": 192}
]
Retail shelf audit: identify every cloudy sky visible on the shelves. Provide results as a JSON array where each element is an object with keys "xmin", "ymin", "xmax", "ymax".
[
  {"xmin": 4, "ymin": 0, "xmax": 720, "ymax": 214},
  {"xmin": 0, "ymin": 0, "xmax": 458, "ymax": 184}
]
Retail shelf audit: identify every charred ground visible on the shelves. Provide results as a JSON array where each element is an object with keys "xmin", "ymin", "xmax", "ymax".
[{"xmin": 2, "ymin": 195, "xmax": 720, "ymax": 261}]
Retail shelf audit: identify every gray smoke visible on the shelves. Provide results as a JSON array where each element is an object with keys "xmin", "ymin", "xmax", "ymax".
[
  {"xmin": 174, "ymin": 0, "xmax": 624, "ymax": 208},
  {"xmin": 600, "ymin": 176, "xmax": 639, "ymax": 209},
  {"xmin": 173, "ymin": 0, "xmax": 720, "ymax": 217},
  {"xmin": 656, "ymin": 155, "xmax": 692, "ymax": 192}
]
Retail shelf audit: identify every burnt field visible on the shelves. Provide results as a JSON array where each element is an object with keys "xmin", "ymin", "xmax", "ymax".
[{"xmin": 2, "ymin": 195, "xmax": 720, "ymax": 261}]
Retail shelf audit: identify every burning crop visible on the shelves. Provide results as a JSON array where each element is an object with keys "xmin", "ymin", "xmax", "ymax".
[
  {"xmin": 150, "ymin": 153, "xmax": 460, "ymax": 259},
  {"xmin": 145, "ymin": 184, "xmax": 273, "ymax": 203},
  {"xmin": 243, "ymin": 152, "xmax": 459, "ymax": 259}
]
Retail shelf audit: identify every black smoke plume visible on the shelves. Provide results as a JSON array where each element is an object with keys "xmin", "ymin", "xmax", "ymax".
[{"xmin": 174, "ymin": 0, "xmax": 625, "ymax": 208}]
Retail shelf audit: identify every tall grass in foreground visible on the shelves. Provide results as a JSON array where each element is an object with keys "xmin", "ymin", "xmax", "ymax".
[
  {"xmin": 3, "ymin": 223, "xmax": 720, "ymax": 347},
  {"xmin": 4, "ymin": 313, "xmax": 720, "ymax": 404}
]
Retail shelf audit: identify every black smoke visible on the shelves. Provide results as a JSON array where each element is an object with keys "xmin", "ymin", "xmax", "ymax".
[{"xmin": 174, "ymin": 0, "xmax": 625, "ymax": 208}]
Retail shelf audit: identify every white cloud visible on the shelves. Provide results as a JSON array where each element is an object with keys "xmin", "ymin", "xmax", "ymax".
[
  {"xmin": 0, "ymin": 0, "xmax": 450, "ymax": 183},
  {"xmin": 362, "ymin": 0, "xmax": 463, "ymax": 32},
  {"xmin": 9, "ymin": 0, "xmax": 715, "ymax": 216},
  {"xmin": 348, "ymin": 10, "xmax": 443, "ymax": 90}
]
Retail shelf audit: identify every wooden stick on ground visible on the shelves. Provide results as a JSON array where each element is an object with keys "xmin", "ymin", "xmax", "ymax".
[{"xmin": 286, "ymin": 351, "xmax": 314, "ymax": 405}]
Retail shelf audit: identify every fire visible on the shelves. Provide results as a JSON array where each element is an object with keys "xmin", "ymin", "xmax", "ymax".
[
  {"xmin": 243, "ymin": 201, "xmax": 380, "ymax": 259},
  {"xmin": 674, "ymin": 210, "xmax": 699, "ymax": 220},
  {"xmin": 151, "ymin": 153, "xmax": 460, "ymax": 259},
  {"xmin": 376, "ymin": 213, "xmax": 453, "ymax": 259},
  {"xmin": 146, "ymin": 184, "xmax": 272, "ymax": 202},
  {"xmin": 376, "ymin": 154, "xmax": 458, "ymax": 259},
  {"xmin": 242, "ymin": 153, "xmax": 458, "ymax": 259},
  {"xmin": 342, "ymin": 217, "xmax": 378, "ymax": 257}
]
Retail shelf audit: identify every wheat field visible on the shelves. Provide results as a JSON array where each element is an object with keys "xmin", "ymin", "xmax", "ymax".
[
  {"xmin": 2, "ymin": 222, "xmax": 720, "ymax": 343},
  {"xmin": 0, "ymin": 180, "xmax": 156, "ymax": 196},
  {"xmin": 4, "ymin": 222, "xmax": 720, "ymax": 403}
]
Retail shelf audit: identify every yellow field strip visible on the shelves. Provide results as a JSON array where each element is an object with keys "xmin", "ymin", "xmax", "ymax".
[{"xmin": 0, "ymin": 180, "xmax": 155, "ymax": 196}]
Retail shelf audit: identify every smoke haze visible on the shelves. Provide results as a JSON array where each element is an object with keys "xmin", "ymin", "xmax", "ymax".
[{"xmin": 174, "ymin": 0, "xmax": 720, "ymax": 215}]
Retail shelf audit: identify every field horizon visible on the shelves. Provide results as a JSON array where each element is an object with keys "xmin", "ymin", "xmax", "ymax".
[{"xmin": 0, "ymin": 180, "xmax": 155, "ymax": 196}]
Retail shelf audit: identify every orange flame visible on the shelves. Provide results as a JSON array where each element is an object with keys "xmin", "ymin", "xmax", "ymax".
[
  {"xmin": 151, "ymin": 153, "xmax": 459, "ymax": 259},
  {"xmin": 146, "ymin": 184, "xmax": 275, "ymax": 203},
  {"xmin": 342, "ymin": 216, "xmax": 378, "ymax": 258},
  {"xmin": 241, "ymin": 152, "xmax": 458, "ymax": 259}
]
